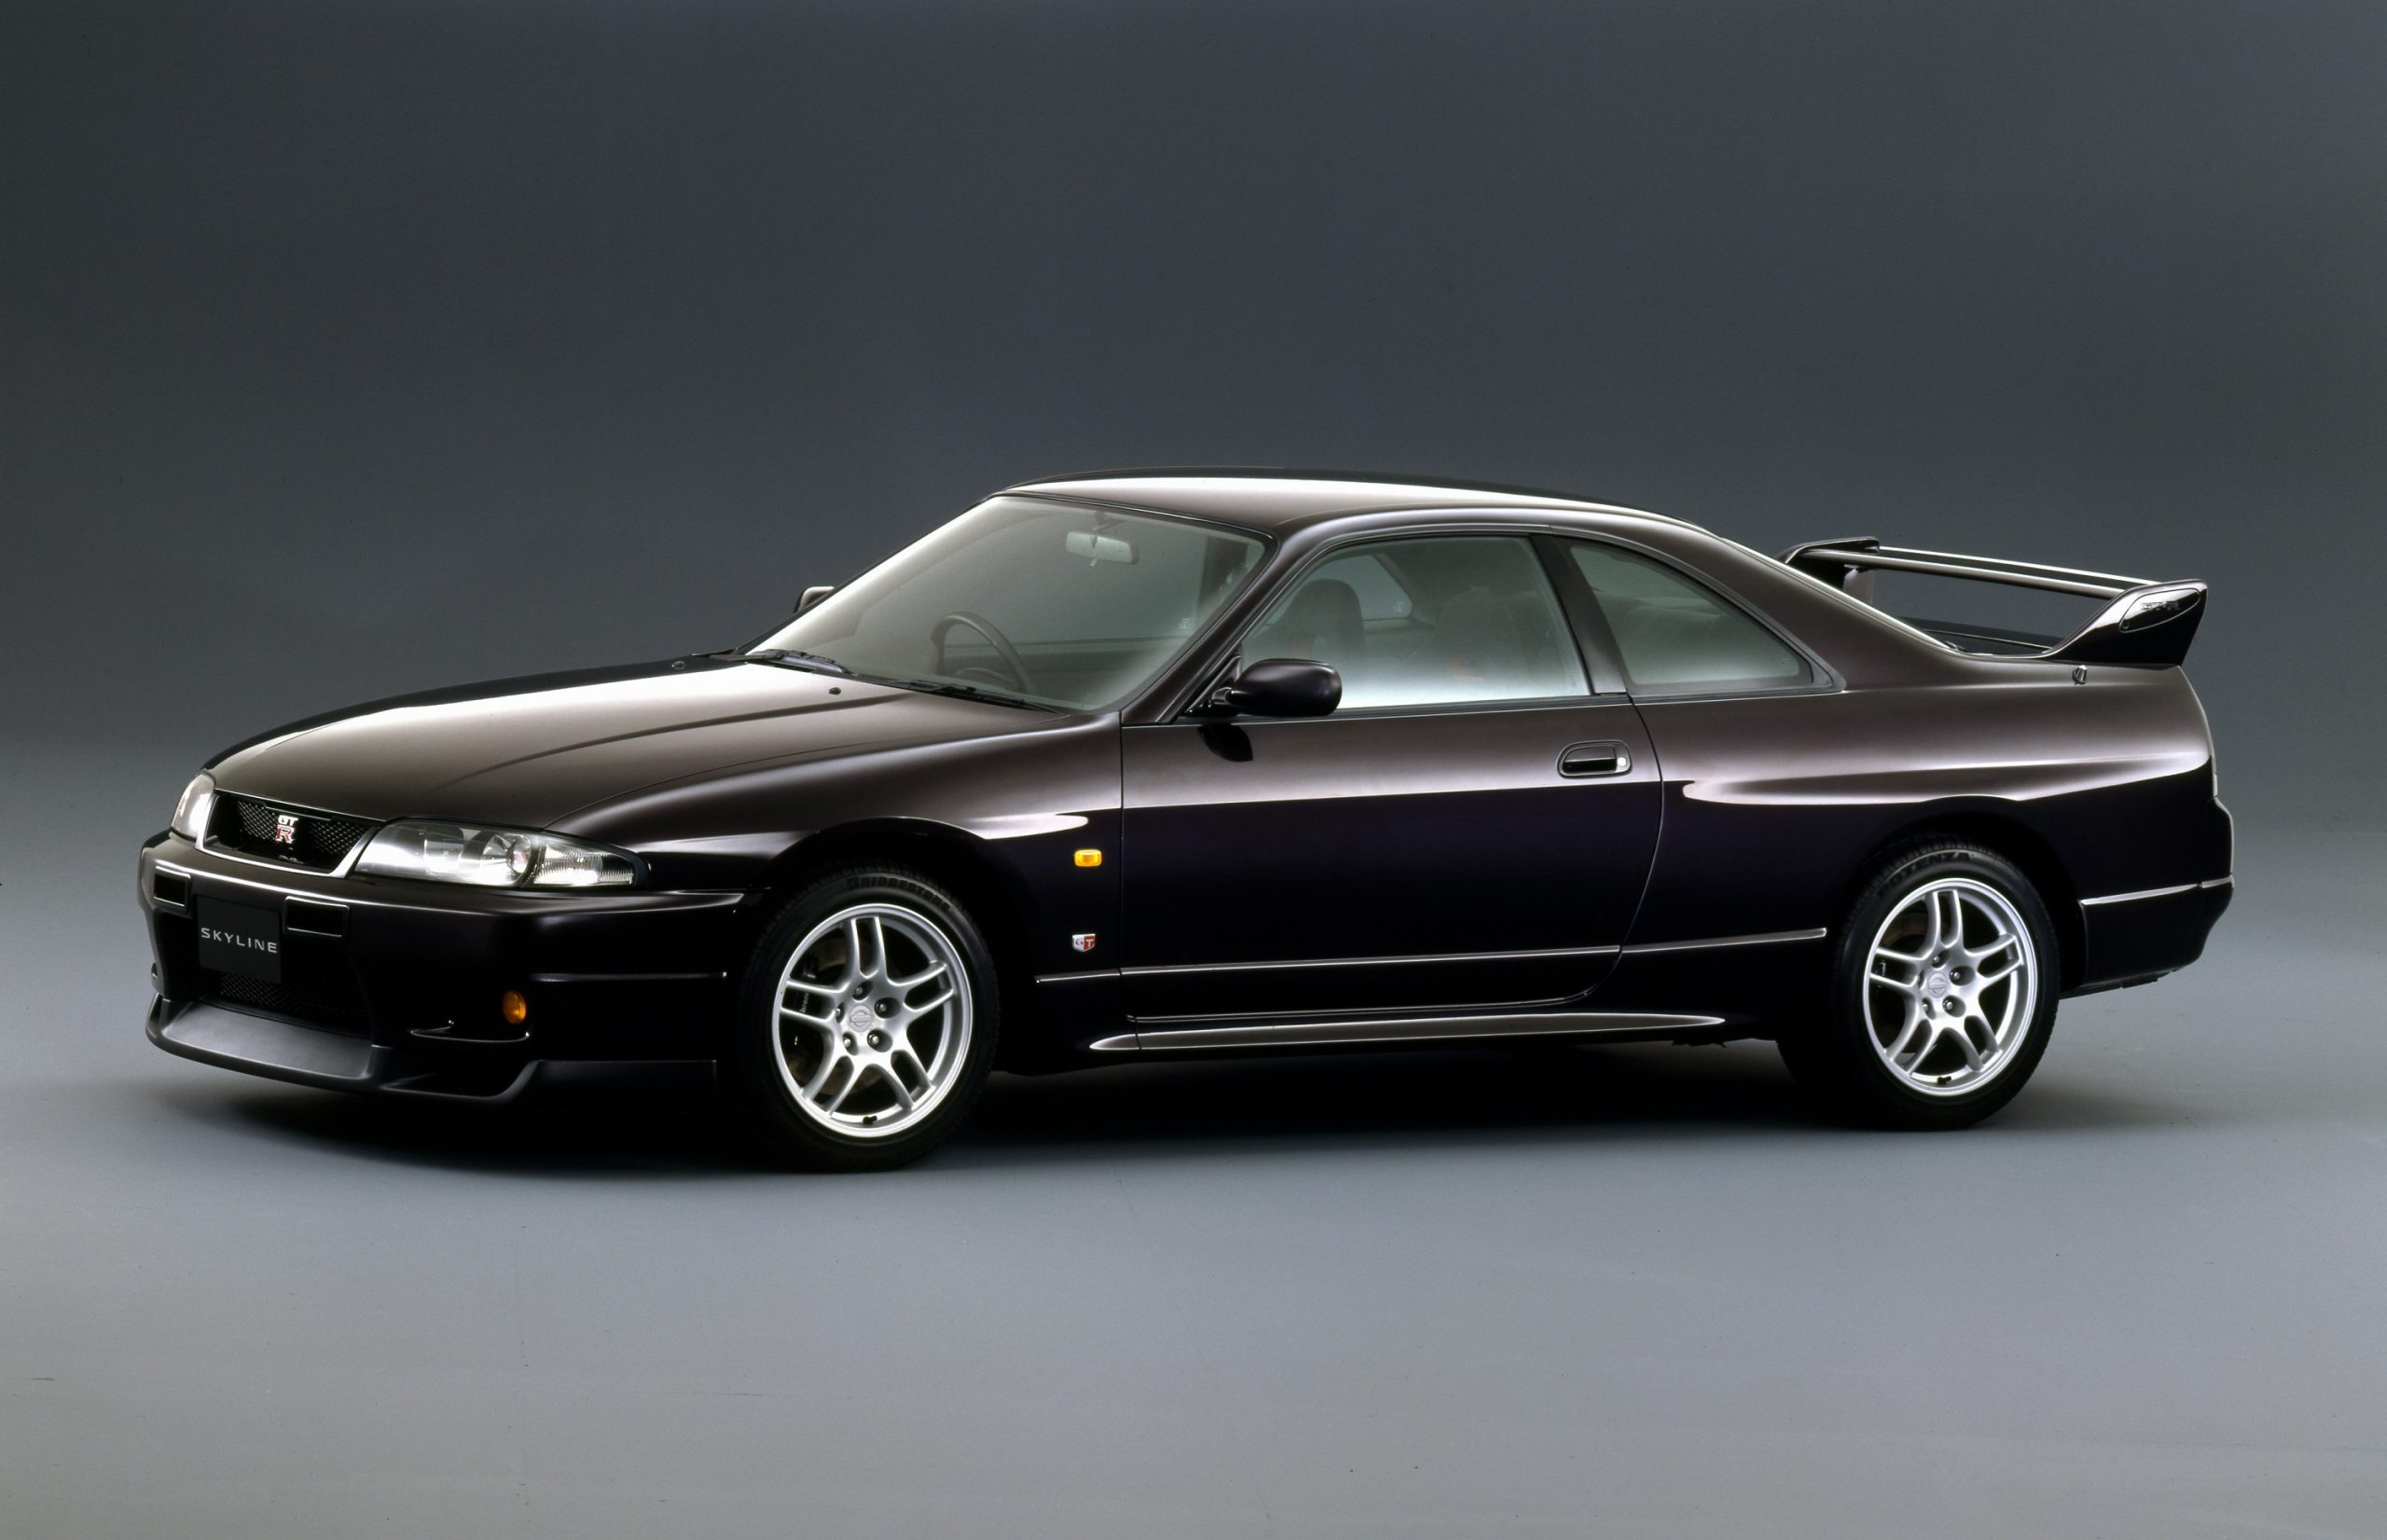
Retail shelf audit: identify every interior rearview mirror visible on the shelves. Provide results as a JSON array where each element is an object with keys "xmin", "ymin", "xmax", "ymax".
[
  {"xmin": 1064, "ymin": 529, "xmax": 1137, "ymax": 564},
  {"xmin": 1204, "ymin": 657, "xmax": 1341, "ymax": 719},
  {"xmin": 796, "ymin": 584, "xmax": 835, "ymax": 613}
]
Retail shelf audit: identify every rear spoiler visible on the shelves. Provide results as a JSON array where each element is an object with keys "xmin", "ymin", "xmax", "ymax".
[{"xmin": 1778, "ymin": 537, "xmax": 2207, "ymax": 667}]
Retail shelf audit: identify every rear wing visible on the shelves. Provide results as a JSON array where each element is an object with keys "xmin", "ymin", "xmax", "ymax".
[{"xmin": 1778, "ymin": 537, "xmax": 2207, "ymax": 667}]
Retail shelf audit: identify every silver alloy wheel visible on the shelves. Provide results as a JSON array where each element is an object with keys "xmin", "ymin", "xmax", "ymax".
[
  {"xmin": 1862, "ymin": 876, "xmax": 2038, "ymax": 1097},
  {"xmin": 772, "ymin": 902, "xmax": 973, "ymax": 1139}
]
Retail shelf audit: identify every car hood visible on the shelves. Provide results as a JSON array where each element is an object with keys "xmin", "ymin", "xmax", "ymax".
[{"xmin": 207, "ymin": 657, "xmax": 1046, "ymax": 831}]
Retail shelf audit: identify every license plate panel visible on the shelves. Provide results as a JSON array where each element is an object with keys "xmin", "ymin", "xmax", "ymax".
[{"xmin": 195, "ymin": 897, "xmax": 283, "ymax": 983}]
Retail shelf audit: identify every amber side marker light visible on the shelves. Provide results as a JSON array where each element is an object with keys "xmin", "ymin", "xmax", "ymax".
[
  {"xmin": 1073, "ymin": 849, "xmax": 1103, "ymax": 868},
  {"xmin": 500, "ymin": 989, "xmax": 530, "ymax": 1027}
]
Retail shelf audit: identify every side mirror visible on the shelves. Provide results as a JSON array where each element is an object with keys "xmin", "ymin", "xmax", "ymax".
[
  {"xmin": 1204, "ymin": 657, "xmax": 1341, "ymax": 719},
  {"xmin": 796, "ymin": 584, "xmax": 835, "ymax": 613}
]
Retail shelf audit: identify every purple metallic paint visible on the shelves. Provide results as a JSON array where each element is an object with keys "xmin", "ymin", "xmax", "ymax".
[{"xmin": 137, "ymin": 472, "xmax": 2230, "ymax": 1096}]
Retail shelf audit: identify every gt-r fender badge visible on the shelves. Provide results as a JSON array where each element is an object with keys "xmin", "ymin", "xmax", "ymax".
[
  {"xmin": 1073, "ymin": 848, "xmax": 1103, "ymax": 868},
  {"xmin": 1070, "ymin": 933, "xmax": 1097, "ymax": 953}
]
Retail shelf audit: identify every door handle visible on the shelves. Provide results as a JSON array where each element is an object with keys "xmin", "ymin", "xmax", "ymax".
[{"xmin": 1558, "ymin": 740, "xmax": 1632, "ymax": 777}]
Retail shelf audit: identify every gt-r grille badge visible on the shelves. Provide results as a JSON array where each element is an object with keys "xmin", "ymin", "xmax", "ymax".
[{"xmin": 272, "ymin": 813, "xmax": 299, "ymax": 846}]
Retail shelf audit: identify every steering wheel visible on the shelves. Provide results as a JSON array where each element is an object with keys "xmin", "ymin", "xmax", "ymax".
[{"xmin": 930, "ymin": 611, "xmax": 1032, "ymax": 693}]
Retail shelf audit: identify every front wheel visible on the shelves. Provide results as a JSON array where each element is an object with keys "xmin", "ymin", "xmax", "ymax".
[
  {"xmin": 1779, "ymin": 842, "xmax": 2058, "ymax": 1130},
  {"xmin": 724, "ymin": 865, "xmax": 999, "ymax": 1171}
]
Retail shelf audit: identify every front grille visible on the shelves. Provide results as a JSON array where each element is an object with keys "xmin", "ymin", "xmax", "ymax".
[
  {"xmin": 202, "ymin": 968, "xmax": 371, "ymax": 1037},
  {"xmin": 208, "ymin": 796, "xmax": 376, "ymax": 871}
]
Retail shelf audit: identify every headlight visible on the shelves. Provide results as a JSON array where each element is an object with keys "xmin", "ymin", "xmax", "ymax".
[
  {"xmin": 353, "ymin": 820, "xmax": 639, "ymax": 890},
  {"xmin": 170, "ymin": 773, "xmax": 215, "ymax": 840}
]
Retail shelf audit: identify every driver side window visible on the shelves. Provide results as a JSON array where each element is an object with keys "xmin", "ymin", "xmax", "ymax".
[{"xmin": 1246, "ymin": 536, "xmax": 1588, "ymax": 710}]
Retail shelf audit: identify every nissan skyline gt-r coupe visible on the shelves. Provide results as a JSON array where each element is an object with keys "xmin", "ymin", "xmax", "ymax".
[{"xmin": 137, "ymin": 472, "xmax": 2233, "ymax": 1168}]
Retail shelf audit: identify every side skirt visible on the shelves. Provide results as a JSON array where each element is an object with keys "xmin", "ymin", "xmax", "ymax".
[{"xmin": 1092, "ymin": 1011, "xmax": 1726, "ymax": 1053}]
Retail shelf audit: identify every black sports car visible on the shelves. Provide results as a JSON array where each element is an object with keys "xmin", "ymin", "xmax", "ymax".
[{"xmin": 138, "ymin": 472, "xmax": 2232, "ymax": 1167}]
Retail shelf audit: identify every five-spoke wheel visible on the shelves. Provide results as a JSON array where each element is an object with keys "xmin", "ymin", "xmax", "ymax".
[
  {"xmin": 774, "ymin": 903, "xmax": 973, "ymax": 1138},
  {"xmin": 1861, "ymin": 877, "xmax": 2037, "ymax": 1095},
  {"xmin": 1779, "ymin": 841, "xmax": 2058, "ymax": 1130},
  {"xmin": 725, "ymin": 866, "xmax": 999, "ymax": 1170}
]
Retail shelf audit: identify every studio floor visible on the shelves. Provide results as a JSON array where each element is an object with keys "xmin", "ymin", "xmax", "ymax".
[{"xmin": 4, "ymin": 744, "xmax": 2381, "ymax": 1538}]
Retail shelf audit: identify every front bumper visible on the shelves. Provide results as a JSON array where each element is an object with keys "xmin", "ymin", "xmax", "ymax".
[
  {"xmin": 138, "ymin": 832, "xmax": 744, "ymax": 1103},
  {"xmin": 147, "ymin": 997, "xmax": 716, "ymax": 1104}
]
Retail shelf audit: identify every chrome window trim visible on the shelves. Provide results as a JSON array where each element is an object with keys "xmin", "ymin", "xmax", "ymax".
[
  {"xmin": 1252, "ymin": 692, "xmax": 1637, "ymax": 723},
  {"xmin": 1607, "ymin": 681, "xmax": 1845, "ymax": 707},
  {"xmin": 1125, "ymin": 690, "xmax": 1639, "ymax": 735}
]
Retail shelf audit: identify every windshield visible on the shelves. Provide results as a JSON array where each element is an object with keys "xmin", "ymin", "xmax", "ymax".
[{"xmin": 752, "ymin": 496, "xmax": 1267, "ymax": 709}]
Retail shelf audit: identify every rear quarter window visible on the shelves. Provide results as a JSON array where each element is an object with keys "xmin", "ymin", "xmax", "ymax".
[{"xmin": 1568, "ymin": 542, "xmax": 1813, "ymax": 694}]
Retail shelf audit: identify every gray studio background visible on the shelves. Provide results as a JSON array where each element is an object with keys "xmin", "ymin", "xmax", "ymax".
[{"xmin": 5, "ymin": 3, "xmax": 2385, "ymax": 1536}]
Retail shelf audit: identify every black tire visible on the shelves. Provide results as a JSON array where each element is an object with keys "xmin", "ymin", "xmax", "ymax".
[
  {"xmin": 722, "ymin": 863, "xmax": 1000, "ymax": 1171},
  {"xmin": 1778, "ymin": 840, "xmax": 2059, "ymax": 1131}
]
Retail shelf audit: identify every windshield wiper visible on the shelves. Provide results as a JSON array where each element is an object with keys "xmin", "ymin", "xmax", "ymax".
[
  {"xmin": 749, "ymin": 651, "xmax": 1050, "ymax": 710},
  {"xmin": 875, "ymin": 676, "xmax": 1054, "ymax": 712},
  {"xmin": 744, "ymin": 648, "xmax": 851, "ymax": 676}
]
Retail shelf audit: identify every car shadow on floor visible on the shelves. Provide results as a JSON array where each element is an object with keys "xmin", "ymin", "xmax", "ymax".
[
  {"xmin": 946, "ymin": 1041, "xmax": 2182, "ymax": 1166},
  {"xmin": 150, "ymin": 1039, "xmax": 2183, "ymax": 1178}
]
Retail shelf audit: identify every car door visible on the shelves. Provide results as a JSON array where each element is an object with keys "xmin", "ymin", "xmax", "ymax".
[{"xmin": 1120, "ymin": 531, "xmax": 1661, "ymax": 1023}]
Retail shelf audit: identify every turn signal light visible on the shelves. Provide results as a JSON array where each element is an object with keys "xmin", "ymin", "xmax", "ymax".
[
  {"xmin": 500, "ymin": 989, "xmax": 529, "ymax": 1027},
  {"xmin": 1073, "ymin": 849, "xmax": 1103, "ymax": 868}
]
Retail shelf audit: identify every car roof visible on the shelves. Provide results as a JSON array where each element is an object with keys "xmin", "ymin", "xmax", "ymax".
[{"xmin": 1001, "ymin": 468, "xmax": 1700, "ymax": 535}]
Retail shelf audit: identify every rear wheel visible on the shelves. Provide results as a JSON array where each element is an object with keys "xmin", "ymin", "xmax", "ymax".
[
  {"xmin": 724, "ymin": 865, "xmax": 999, "ymax": 1170},
  {"xmin": 1779, "ymin": 841, "xmax": 2057, "ymax": 1130}
]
